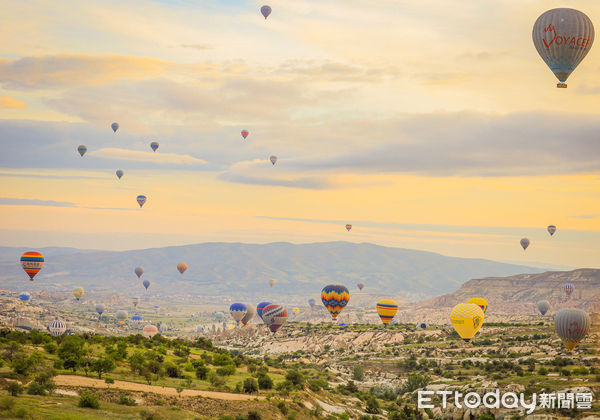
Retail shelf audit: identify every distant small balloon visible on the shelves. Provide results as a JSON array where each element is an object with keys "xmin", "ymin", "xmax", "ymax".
[
  {"xmin": 537, "ymin": 300, "xmax": 550, "ymax": 316},
  {"xmin": 261, "ymin": 5, "xmax": 272, "ymax": 19},
  {"xmin": 357, "ymin": 282, "xmax": 364, "ymax": 291},
  {"xmin": 143, "ymin": 324, "xmax": 158, "ymax": 338},
  {"xmin": 72, "ymin": 287, "xmax": 84, "ymax": 301},
  {"xmin": 111, "ymin": 122, "xmax": 119, "ymax": 132},
  {"xmin": 143, "ymin": 279, "xmax": 150, "ymax": 290},
  {"xmin": 292, "ymin": 307, "xmax": 300, "ymax": 315},
  {"xmin": 135, "ymin": 267, "xmax": 144, "ymax": 278},
  {"xmin": 20, "ymin": 251, "xmax": 44, "ymax": 281},
  {"xmin": 547, "ymin": 225, "xmax": 556, "ymax": 236},
  {"xmin": 177, "ymin": 263, "xmax": 187, "ymax": 274},
  {"xmin": 564, "ymin": 283, "xmax": 574, "ymax": 297},
  {"xmin": 116, "ymin": 169, "xmax": 124, "ymax": 179},
  {"xmin": 48, "ymin": 319, "xmax": 67, "ymax": 336},
  {"xmin": 346, "ymin": 224, "xmax": 352, "ymax": 232},
  {"xmin": 116, "ymin": 310, "xmax": 128, "ymax": 325},
  {"xmin": 308, "ymin": 298, "xmax": 316, "ymax": 308},
  {"xmin": 520, "ymin": 238, "xmax": 530, "ymax": 250},
  {"xmin": 137, "ymin": 195, "xmax": 147, "ymax": 208},
  {"xmin": 96, "ymin": 303, "xmax": 105, "ymax": 316},
  {"xmin": 150, "ymin": 142, "xmax": 159, "ymax": 152},
  {"xmin": 268, "ymin": 279, "xmax": 276, "ymax": 288},
  {"xmin": 18, "ymin": 292, "xmax": 30, "ymax": 304},
  {"xmin": 241, "ymin": 130, "xmax": 249, "ymax": 139},
  {"xmin": 132, "ymin": 296, "xmax": 140, "ymax": 308},
  {"xmin": 270, "ymin": 155, "xmax": 277, "ymax": 165},
  {"xmin": 77, "ymin": 145, "xmax": 87, "ymax": 157}
]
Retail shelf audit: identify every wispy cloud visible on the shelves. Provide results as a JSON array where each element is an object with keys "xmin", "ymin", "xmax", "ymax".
[
  {"xmin": 90, "ymin": 148, "xmax": 207, "ymax": 165},
  {"xmin": 568, "ymin": 215, "xmax": 597, "ymax": 219},
  {"xmin": 0, "ymin": 198, "xmax": 75, "ymax": 207},
  {"xmin": 180, "ymin": 44, "xmax": 212, "ymax": 50},
  {"xmin": 0, "ymin": 96, "xmax": 26, "ymax": 109}
]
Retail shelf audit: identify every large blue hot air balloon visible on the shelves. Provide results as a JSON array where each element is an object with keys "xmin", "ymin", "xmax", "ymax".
[
  {"xmin": 257, "ymin": 302, "xmax": 272, "ymax": 319},
  {"xmin": 18, "ymin": 292, "xmax": 30, "ymax": 304}
]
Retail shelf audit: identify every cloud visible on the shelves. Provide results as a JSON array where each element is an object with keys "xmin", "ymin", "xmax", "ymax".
[
  {"xmin": 0, "ymin": 96, "xmax": 26, "ymax": 109},
  {"xmin": 180, "ymin": 44, "xmax": 212, "ymax": 50},
  {"xmin": 90, "ymin": 148, "xmax": 207, "ymax": 165},
  {"xmin": 0, "ymin": 54, "xmax": 170, "ymax": 89},
  {"xmin": 568, "ymin": 215, "xmax": 597, "ymax": 219},
  {"xmin": 0, "ymin": 197, "xmax": 75, "ymax": 207}
]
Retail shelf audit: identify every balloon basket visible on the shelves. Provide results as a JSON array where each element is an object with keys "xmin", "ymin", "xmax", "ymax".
[{"xmin": 556, "ymin": 83, "xmax": 567, "ymax": 88}]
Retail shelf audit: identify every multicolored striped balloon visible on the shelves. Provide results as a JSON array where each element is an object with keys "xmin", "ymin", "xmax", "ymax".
[
  {"xmin": 376, "ymin": 299, "xmax": 398, "ymax": 325},
  {"xmin": 346, "ymin": 224, "xmax": 352, "ymax": 231},
  {"xmin": 262, "ymin": 304, "xmax": 287, "ymax": 333},
  {"xmin": 564, "ymin": 283, "xmax": 574, "ymax": 296},
  {"xmin": 468, "ymin": 297, "xmax": 488, "ymax": 314},
  {"xmin": 321, "ymin": 284, "xmax": 350, "ymax": 320},
  {"xmin": 257, "ymin": 302, "xmax": 272, "ymax": 319},
  {"xmin": 20, "ymin": 251, "xmax": 44, "ymax": 281},
  {"xmin": 261, "ymin": 5, "xmax": 271, "ymax": 19},
  {"xmin": 77, "ymin": 145, "xmax": 87, "ymax": 156},
  {"xmin": 48, "ymin": 319, "xmax": 67, "ymax": 336}
]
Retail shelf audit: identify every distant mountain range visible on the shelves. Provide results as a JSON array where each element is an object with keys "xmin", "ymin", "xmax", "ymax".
[
  {"xmin": 416, "ymin": 268, "xmax": 600, "ymax": 314},
  {"xmin": 0, "ymin": 242, "xmax": 545, "ymax": 301}
]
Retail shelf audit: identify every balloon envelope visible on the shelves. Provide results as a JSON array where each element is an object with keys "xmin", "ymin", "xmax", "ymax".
[
  {"xmin": 18, "ymin": 292, "xmax": 30, "ymax": 304},
  {"xmin": 241, "ymin": 305, "xmax": 256, "ymax": 326},
  {"xmin": 135, "ymin": 267, "xmax": 144, "ymax": 278},
  {"xmin": 150, "ymin": 141, "xmax": 159, "ymax": 152},
  {"xmin": 292, "ymin": 307, "xmax": 300, "ymax": 315},
  {"xmin": 468, "ymin": 297, "xmax": 488, "ymax": 314},
  {"xmin": 376, "ymin": 299, "xmax": 398, "ymax": 325},
  {"xmin": 547, "ymin": 225, "xmax": 556, "ymax": 236},
  {"xmin": 321, "ymin": 284, "xmax": 350, "ymax": 320},
  {"xmin": 116, "ymin": 310, "xmax": 128, "ymax": 322},
  {"xmin": 346, "ymin": 224, "xmax": 352, "ymax": 231},
  {"xmin": 357, "ymin": 282, "xmax": 364, "ymax": 291},
  {"xmin": 450, "ymin": 303, "xmax": 484, "ymax": 342},
  {"xmin": 229, "ymin": 303, "xmax": 247, "ymax": 323},
  {"xmin": 533, "ymin": 8, "xmax": 594, "ymax": 87},
  {"xmin": 116, "ymin": 169, "xmax": 124, "ymax": 179},
  {"xmin": 270, "ymin": 155, "xmax": 277, "ymax": 165},
  {"xmin": 308, "ymin": 298, "xmax": 316, "ymax": 308},
  {"xmin": 554, "ymin": 308, "xmax": 590, "ymax": 351},
  {"xmin": 177, "ymin": 262, "xmax": 187, "ymax": 274},
  {"xmin": 256, "ymin": 302, "xmax": 271, "ymax": 319},
  {"xmin": 564, "ymin": 283, "xmax": 574, "ymax": 296},
  {"xmin": 136, "ymin": 195, "xmax": 147, "ymax": 208},
  {"xmin": 111, "ymin": 122, "xmax": 119, "ymax": 132},
  {"xmin": 537, "ymin": 300, "xmax": 550, "ymax": 315},
  {"xmin": 73, "ymin": 287, "xmax": 84, "ymax": 301},
  {"xmin": 241, "ymin": 130, "xmax": 249, "ymax": 139},
  {"xmin": 142, "ymin": 324, "xmax": 159, "ymax": 338},
  {"xmin": 261, "ymin": 5, "xmax": 271, "ymax": 19},
  {"xmin": 77, "ymin": 145, "xmax": 87, "ymax": 156},
  {"xmin": 20, "ymin": 251, "xmax": 44, "ymax": 281},
  {"xmin": 142, "ymin": 279, "xmax": 150, "ymax": 290},
  {"xmin": 268, "ymin": 279, "xmax": 276, "ymax": 287},
  {"xmin": 48, "ymin": 319, "xmax": 67, "ymax": 336},
  {"xmin": 262, "ymin": 304, "xmax": 287, "ymax": 333},
  {"xmin": 132, "ymin": 297, "xmax": 140, "ymax": 308},
  {"xmin": 96, "ymin": 303, "xmax": 105, "ymax": 316},
  {"xmin": 520, "ymin": 238, "xmax": 530, "ymax": 250}
]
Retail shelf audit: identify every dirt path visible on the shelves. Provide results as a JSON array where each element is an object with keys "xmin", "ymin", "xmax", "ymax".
[{"xmin": 54, "ymin": 375, "xmax": 262, "ymax": 401}]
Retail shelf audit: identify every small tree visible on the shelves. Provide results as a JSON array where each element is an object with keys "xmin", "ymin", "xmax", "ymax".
[
  {"xmin": 91, "ymin": 357, "xmax": 115, "ymax": 379},
  {"xmin": 257, "ymin": 374, "xmax": 273, "ymax": 390},
  {"xmin": 6, "ymin": 381, "xmax": 23, "ymax": 396},
  {"xmin": 365, "ymin": 395, "xmax": 380, "ymax": 414},
  {"xmin": 78, "ymin": 391, "xmax": 100, "ymax": 409},
  {"xmin": 58, "ymin": 336, "xmax": 86, "ymax": 372},
  {"xmin": 353, "ymin": 365, "xmax": 364, "ymax": 381},
  {"xmin": 243, "ymin": 378, "xmax": 258, "ymax": 394}
]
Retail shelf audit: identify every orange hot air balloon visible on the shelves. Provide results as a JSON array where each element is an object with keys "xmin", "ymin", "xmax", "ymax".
[
  {"xmin": 177, "ymin": 263, "xmax": 187, "ymax": 274},
  {"xmin": 20, "ymin": 252, "xmax": 44, "ymax": 281}
]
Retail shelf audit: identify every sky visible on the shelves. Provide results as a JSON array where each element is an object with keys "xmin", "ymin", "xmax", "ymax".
[{"xmin": 1, "ymin": 0, "xmax": 600, "ymax": 267}]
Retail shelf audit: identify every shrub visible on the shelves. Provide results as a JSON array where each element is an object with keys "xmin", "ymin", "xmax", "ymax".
[
  {"xmin": 43, "ymin": 341, "xmax": 58, "ymax": 354},
  {"xmin": 164, "ymin": 362, "xmax": 181, "ymax": 378},
  {"xmin": 6, "ymin": 381, "xmax": 24, "ymax": 396},
  {"xmin": 0, "ymin": 396, "xmax": 15, "ymax": 410},
  {"xmin": 257, "ymin": 374, "xmax": 273, "ymax": 390},
  {"xmin": 140, "ymin": 409, "xmax": 162, "ymax": 420},
  {"xmin": 78, "ymin": 391, "xmax": 100, "ymax": 409},
  {"xmin": 119, "ymin": 394, "xmax": 137, "ymax": 406},
  {"xmin": 538, "ymin": 367, "xmax": 548, "ymax": 376},
  {"xmin": 285, "ymin": 370, "xmax": 304, "ymax": 388},
  {"xmin": 365, "ymin": 395, "xmax": 380, "ymax": 414},
  {"xmin": 27, "ymin": 382, "xmax": 47, "ymax": 395},
  {"xmin": 243, "ymin": 378, "xmax": 258, "ymax": 394},
  {"xmin": 277, "ymin": 401, "xmax": 288, "ymax": 415},
  {"xmin": 353, "ymin": 365, "xmax": 364, "ymax": 381},
  {"xmin": 195, "ymin": 364, "xmax": 209, "ymax": 380},
  {"xmin": 105, "ymin": 377, "xmax": 115, "ymax": 384},
  {"xmin": 400, "ymin": 373, "xmax": 430, "ymax": 393},
  {"xmin": 216, "ymin": 364, "xmax": 236, "ymax": 376},
  {"xmin": 247, "ymin": 411, "xmax": 261, "ymax": 420},
  {"xmin": 209, "ymin": 372, "xmax": 226, "ymax": 387}
]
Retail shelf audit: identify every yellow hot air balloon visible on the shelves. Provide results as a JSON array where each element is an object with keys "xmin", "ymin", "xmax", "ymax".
[
  {"xmin": 292, "ymin": 307, "xmax": 300, "ymax": 315},
  {"xmin": 73, "ymin": 287, "xmax": 84, "ymax": 301},
  {"xmin": 468, "ymin": 297, "xmax": 488, "ymax": 314},
  {"xmin": 450, "ymin": 303, "xmax": 484, "ymax": 342},
  {"xmin": 376, "ymin": 299, "xmax": 398, "ymax": 326},
  {"xmin": 268, "ymin": 279, "xmax": 276, "ymax": 288}
]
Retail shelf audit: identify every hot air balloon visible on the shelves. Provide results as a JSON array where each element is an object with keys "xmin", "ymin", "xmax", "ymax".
[
  {"xmin": 96, "ymin": 303, "xmax": 105, "ymax": 317},
  {"xmin": 177, "ymin": 263, "xmax": 187, "ymax": 274},
  {"xmin": 135, "ymin": 267, "xmax": 144, "ymax": 278},
  {"xmin": 346, "ymin": 224, "xmax": 352, "ymax": 232},
  {"xmin": 321, "ymin": 284, "xmax": 350, "ymax": 320},
  {"xmin": 308, "ymin": 298, "xmax": 316, "ymax": 308},
  {"xmin": 554, "ymin": 308, "xmax": 590, "ymax": 351},
  {"xmin": 20, "ymin": 252, "xmax": 44, "ymax": 281},
  {"xmin": 48, "ymin": 319, "xmax": 67, "ymax": 336},
  {"xmin": 537, "ymin": 300, "xmax": 550, "ymax": 315},
  {"xmin": 159, "ymin": 323, "xmax": 168, "ymax": 333},
  {"xmin": 261, "ymin": 5, "xmax": 271, "ymax": 19},
  {"xmin": 376, "ymin": 299, "xmax": 398, "ymax": 326},
  {"xmin": 468, "ymin": 298, "xmax": 488, "ymax": 314},
  {"xmin": 215, "ymin": 311, "xmax": 225, "ymax": 322},
  {"xmin": 131, "ymin": 314, "xmax": 143, "ymax": 323},
  {"xmin": 142, "ymin": 324, "xmax": 159, "ymax": 338},
  {"xmin": 111, "ymin": 122, "xmax": 119, "ymax": 132},
  {"xmin": 18, "ymin": 292, "xmax": 30, "ymax": 304},
  {"xmin": 136, "ymin": 195, "xmax": 147, "ymax": 208},
  {"xmin": 357, "ymin": 283, "xmax": 364, "ymax": 291},
  {"xmin": 262, "ymin": 304, "xmax": 287, "ymax": 333},
  {"xmin": 416, "ymin": 322, "xmax": 428, "ymax": 329},
  {"xmin": 116, "ymin": 310, "xmax": 128, "ymax": 325},
  {"xmin": 270, "ymin": 155, "xmax": 277, "ymax": 165},
  {"xmin": 143, "ymin": 279, "xmax": 150, "ymax": 290},
  {"xmin": 196, "ymin": 325, "xmax": 204, "ymax": 334},
  {"xmin": 229, "ymin": 303, "xmax": 247, "ymax": 324},
  {"xmin": 564, "ymin": 283, "xmax": 574, "ymax": 297},
  {"xmin": 533, "ymin": 8, "xmax": 594, "ymax": 88},
  {"xmin": 150, "ymin": 142, "xmax": 159, "ymax": 152},
  {"xmin": 73, "ymin": 287, "xmax": 84, "ymax": 301},
  {"xmin": 77, "ymin": 145, "xmax": 87, "ymax": 157},
  {"xmin": 132, "ymin": 296, "xmax": 140, "ymax": 308},
  {"xmin": 547, "ymin": 225, "xmax": 556, "ymax": 236},
  {"xmin": 241, "ymin": 305, "xmax": 256, "ymax": 326},
  {"xmin": 520, "ymin": 238, "xmax": 530, "ymax": 250},
  {"xmin": 450, "ymin": 303, "xmax": 484, "ymax": 342},
  {"xmin": 241, "ymin": 130, "xmax": 249, "ymax": 139},
  {"xmin": 116, "ymin": 169, "xmax": 124, "ymax": 179},
  {"xmin": 256, "ymin": 302, "xmax": 271, "ymax": 319},
  {"xmin": 292, "ymin": 307, "xmax": 300, "ymax": 315},
  {"xmin": 268, "ymin": 279, "xmax": 276, "ymax": 288}
]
